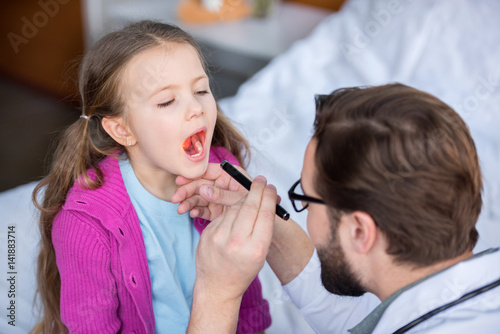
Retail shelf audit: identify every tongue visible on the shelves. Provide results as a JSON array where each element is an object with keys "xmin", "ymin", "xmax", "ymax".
[{"xmin": 182, "ymin": 137, "xmax": 191, "ymax": 150}]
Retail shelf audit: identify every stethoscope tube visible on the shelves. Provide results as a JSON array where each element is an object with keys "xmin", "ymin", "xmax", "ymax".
[{"xmin": 393, "ymin": 277, "xmax": 500, "ymax": 333}]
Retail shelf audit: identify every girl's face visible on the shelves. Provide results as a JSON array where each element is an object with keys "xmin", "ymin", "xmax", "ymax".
[{"xmin": 120, "ymin": 43, "xmax": 217, "ymax": 181}]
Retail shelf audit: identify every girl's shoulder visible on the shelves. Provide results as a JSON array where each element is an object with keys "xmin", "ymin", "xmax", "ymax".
[
  {"xmin": 57, "ymin": 155, "xmax": 135, "ymax": 240},
  {"xmin": 63, "ymin": 155, "xmax": 131, "ymax": 214}
]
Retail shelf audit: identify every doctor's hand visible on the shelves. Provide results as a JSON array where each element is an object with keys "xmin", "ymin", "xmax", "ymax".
[
  {"xmin": 172, "ymin": 162, "xmax": 251, "ymax": 221},
  {"xmin": 187, "ymin": 176, "xmax": 277, "ymax": 333}
]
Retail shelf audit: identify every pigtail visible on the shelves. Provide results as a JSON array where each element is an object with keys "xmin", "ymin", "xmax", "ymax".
[{"xmin": 31, "ymin": 115, "xmax": 110, "ymax": 333}]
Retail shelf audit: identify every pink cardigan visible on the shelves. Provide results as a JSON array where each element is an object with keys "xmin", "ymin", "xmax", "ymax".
[{"xmin": 52, "ymin": 147, "xmax": 271, "ymax": 333}]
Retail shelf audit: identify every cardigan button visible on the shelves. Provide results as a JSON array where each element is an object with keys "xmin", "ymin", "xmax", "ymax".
[{"xmin": 131, "ymin": 274, "xmax": 137, "ymax": 285}]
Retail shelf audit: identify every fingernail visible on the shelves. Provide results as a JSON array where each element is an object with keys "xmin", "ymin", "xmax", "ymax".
[
  {"xmin": 202, "ymin": 185, "xmax": 213, "ymax": 198},
  {"xmin": 254, "ymin": 175, "xmax": 266, "ymax": 182}
]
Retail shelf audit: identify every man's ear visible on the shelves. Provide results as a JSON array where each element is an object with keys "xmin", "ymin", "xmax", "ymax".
[
  {"xmin": 101, "ymin": 116, "xmax": 136, "ymax": 147},
  {"xmin": 345, "ymin": 211, "xmax": 378, "ymax": 254}
]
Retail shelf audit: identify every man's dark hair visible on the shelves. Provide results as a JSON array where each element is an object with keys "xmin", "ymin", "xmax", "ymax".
[{"xmin": 313, "ymin": 83, "xmax": 482, "ymax": 267}]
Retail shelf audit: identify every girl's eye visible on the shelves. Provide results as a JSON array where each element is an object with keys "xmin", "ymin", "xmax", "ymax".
[
  {"xmin": 157, "ymin": 99, "xmax": 174, "ymax": 108},
  {"xmin": 196, "ymin": 90, "xmax": 209, "ymax": 95}
]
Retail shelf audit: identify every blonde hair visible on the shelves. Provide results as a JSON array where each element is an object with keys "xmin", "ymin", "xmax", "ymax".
[{"xmin": 31, "ymin": 20, "xmax": 249, "ymax": 333}]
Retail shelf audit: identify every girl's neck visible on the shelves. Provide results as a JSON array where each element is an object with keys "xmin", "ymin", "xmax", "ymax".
[{"xmin": 129, "ymin": 158, "xmax": 178, "ymax": 202}]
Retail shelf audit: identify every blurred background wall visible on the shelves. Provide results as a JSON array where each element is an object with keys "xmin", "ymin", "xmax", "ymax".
[
  {"xmin": 0, "ymin": 0, "xmax": 84, "ymax": 192},
  {"xmin": 0, "ymin": 0, "xmax": 339, "ymax": 192},
  {"xmin": 0, "ymin": 0, "xmax": 84, "ymax": 99}
]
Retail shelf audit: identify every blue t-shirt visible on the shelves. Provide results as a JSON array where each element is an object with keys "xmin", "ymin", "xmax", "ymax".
[{"xmin": 119, "ymin": 158, "xmax": 200, "ymax": 333}]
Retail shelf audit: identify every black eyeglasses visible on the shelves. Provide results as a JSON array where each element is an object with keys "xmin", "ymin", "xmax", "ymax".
[
  {"xmin": 288, "ymin": 179, "xmax": 326, "ymax": 213},
  {"xmin": 287, "ymin": 94, "xmax": 329, "ymax": 213}
]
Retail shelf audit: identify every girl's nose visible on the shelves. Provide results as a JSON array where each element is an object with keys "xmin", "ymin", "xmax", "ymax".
[{"xmin": 185, "ymin": 95, "xmax": 203, "ymax": 120}]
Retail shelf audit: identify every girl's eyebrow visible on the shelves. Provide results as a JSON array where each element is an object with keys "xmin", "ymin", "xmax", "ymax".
[
  {"xmin": 192, "ymin": 74, "xmax": 208, "ymax": 83},
  {"xmin": 148, "ymin": 75, "xmax": 208, "ymax": 99}
]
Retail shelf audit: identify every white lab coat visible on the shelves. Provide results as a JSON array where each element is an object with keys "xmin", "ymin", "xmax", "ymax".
[{"xmin": 282, "ymin": 248, "xmax": 500, "ymax": 333}]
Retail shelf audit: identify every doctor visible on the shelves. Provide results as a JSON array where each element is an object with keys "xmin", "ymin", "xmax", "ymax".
[{"xmin": 172, "ymin": 83, "xmax": 500, "ymax": 333}]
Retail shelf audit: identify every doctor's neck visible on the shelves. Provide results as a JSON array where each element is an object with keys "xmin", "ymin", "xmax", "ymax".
[{"xmin": 370, "ymin": 250, "xmax": 474, "ymax": 301}]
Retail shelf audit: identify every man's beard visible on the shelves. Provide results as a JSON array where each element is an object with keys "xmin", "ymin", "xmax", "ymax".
[{"xmin": 317, "ymin": 224, "xmax": 366, "ymax": 297}]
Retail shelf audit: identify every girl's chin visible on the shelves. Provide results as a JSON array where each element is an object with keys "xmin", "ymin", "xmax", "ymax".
[{"xmin": 181, "ymin": 159, "xmax": 209, "ymax": 179}]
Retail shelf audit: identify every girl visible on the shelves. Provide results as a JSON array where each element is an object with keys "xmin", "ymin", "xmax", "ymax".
[{"xmin": 32, "ymin": 20, "xmax": 271, "ymax": 333}]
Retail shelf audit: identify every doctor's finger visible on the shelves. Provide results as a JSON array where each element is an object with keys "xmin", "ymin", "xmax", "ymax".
[
  {"xmin": 252, "ymin": 184, "xmax": 277, "ymax": 247},
  {"xmin": 176, "ymin": 195, "xmax": 208, "ymax": 215},
  {"xmin": 172, "ymin": 178, "xmax": 214, "ymax": 204},
  {"xmin": 231, "ymin": 176, "xmax": 268, "ymax": 238},
  {"xmin": 172, "ymin": 163, "xmax": 243, "ymax": 202},
  {"xmin": 199, "ymin": 184, "xmax": 248, "ymax": 206},
  {"xmin": 206, "ymin": 201, "xmax": 241, "ymax": 240},
  {"xmin": 175, "ymin": 175, "xmax": 196, "ymax": 186},
  {"xmin": 189, "ymin": 206, "xmax": 209, "ymax": 220},
  {"xmin": 199, "ymin": 162, "xmax": 253, "ymax": 189}
]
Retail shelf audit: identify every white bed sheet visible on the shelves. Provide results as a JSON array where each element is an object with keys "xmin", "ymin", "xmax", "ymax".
[
  {"xmin": 0, "ymin": 182, "xmax": 40, "ymax": 333},
  {"xmin": 1, "ymin": 0, "xmax": 499, "ymax": 333}
]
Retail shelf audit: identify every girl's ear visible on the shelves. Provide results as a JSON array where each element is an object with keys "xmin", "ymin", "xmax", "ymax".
[{"xmin": 101, "ymin": 116, "xmax": 136, "ymax": 147}]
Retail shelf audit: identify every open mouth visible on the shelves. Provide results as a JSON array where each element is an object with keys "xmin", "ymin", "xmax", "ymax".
[{"xmin": 182, "ymin": 130, "xmax": 205, "ymax": 158}]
